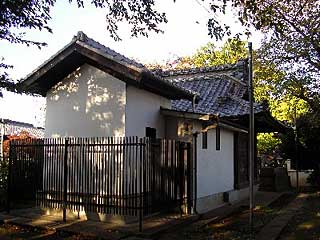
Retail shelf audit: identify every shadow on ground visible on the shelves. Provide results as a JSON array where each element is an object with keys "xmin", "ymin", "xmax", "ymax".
[{"xmin": 279, "ymin": 191, "xmax": 320, "ymax": 240}]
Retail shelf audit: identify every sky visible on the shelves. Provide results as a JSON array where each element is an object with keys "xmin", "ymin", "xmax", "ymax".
[{"xmin": 0, "ymin": 0, "xmax": 263, "ymax": 127}]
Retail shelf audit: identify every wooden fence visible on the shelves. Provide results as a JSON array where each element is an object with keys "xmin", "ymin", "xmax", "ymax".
[{"xmin": 7, "ymin": 137, "xmax": 192, "ymax": 229}]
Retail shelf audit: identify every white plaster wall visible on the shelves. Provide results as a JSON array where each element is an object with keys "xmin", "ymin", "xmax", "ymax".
[
  {"xmin": 125, "ymin": 85, "xmax": 171, "ymax": 138},
  {"xmin": 196, "ymin": 123, "xmax": 234, "ymax": 198},
  {"xmin": 288, "ymin": 170, "xmax": 313, "ymax": 187},
  {"xmin": 45, "ymin": 64, "xmax": 126, "ymax": 137}
]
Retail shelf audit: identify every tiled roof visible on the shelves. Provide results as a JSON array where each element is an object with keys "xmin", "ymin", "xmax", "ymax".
[
  {"xmin": 74, "ymin": 31, "xmax": 146, "ymax": 70},
  {"xmin": 1, "ymin": 119, "xmax": 44, "ymax": 138},
  {"xmin": 156, "ymin": 60, "xmax": 248, "ymax": 81},
  {"xmin": 74, "ymin": 31, "xmax": 199, "ymax": 100},
  {"xmin": 22, "ymin": 31, "xmax": 196, "ymax": 101},
  {"xmin": 158, "ymin": 61, "xmax": 265, "ymax": 117}
]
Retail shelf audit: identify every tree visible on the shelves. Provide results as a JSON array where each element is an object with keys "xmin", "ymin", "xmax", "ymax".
[
  {"xmin": 0, "ymin": 0, "xmax": 167, "ymax": 95},
  {"xmin": 2, "ymin": 1, "xmax": 319, "ymax": 88},
  {"xmin": 254, "ymin": 0, "xmax": 320, "ymax": 112},
  {"xmin": 173, "ymin": 39, "xmax": 248, "ymax": 69},
  {"xmin": 2, "ymin": 1, "xmax": 319, "ymax": 94}
]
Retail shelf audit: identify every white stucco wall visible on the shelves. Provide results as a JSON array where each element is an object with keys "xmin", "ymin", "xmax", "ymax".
[
  {"xmin": 125, "ymin": 85, "xmax": 171, "ymax": 138},
  {"xmin": 45, "ymin": 64, "xmax": 126, "ymax": 137},
  {"xmin": 195, "ymin": 123, "xmax": 234, "ymax": 198},
  {"xmin": 163, "ymin": 119, "xmax": 235, "ymax": 199}
]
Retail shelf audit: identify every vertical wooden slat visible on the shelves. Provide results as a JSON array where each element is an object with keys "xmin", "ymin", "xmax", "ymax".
[
  {"xmin": 71, "ymin": 138, "xmax": 75, "ymax": 211},
  {"xmin": 98, "ymin": 137, "xmax": 102, "ymax": 213},
  {"xmin": 6, "ymin": 140, "xmax": 13, "ymax": 213},
  {"xmin": 75, "ymin": 138, "xmax": 79, "ymax": 213},
  {"xmin": 79, "ymin": 138, "xmax": 83, "ymax": 212},
  {"xmin": 63, "ymin": 138, "xmax": 69, "ymax": 222},
  {"xmin": 106, "ymin": 137, "xmax": 110, "ymax": 214},
  {"xmin": 60, "ymin": 138, "xmax": 64, "ymax": 209},
  {"xmin": 124, "ymin": 137, "xmax": 128, "ymax": 216},
  {"xmin": 85, "ymin": 138, "xmax": 88, "ymax": 212},
  {"xmin": 90, "ymin": 138, "xmax": 93, "ymax": 212},
  {"xmin": 139, "ymin": 137, "xmax": 143, "ymax": 231},
  {"xmin": 95, "ymin": 138, "xmax": 99, "ymax": 213},
  {"xmin": 120, "ymin": 137, "xmax": 123, "ymax": 215},
  {"xmin": 103, "ymin": 137, "xmax": 107, "ymax": 214},
  {"xmin": 142, "ymin": 138, "xmax": 146, "ymax": 216},
  {"xmin": 52, "ymin": 138, "xmax": 56, "ymax": 209},
  {"xmin": 111, "ymin": 137, "xmax": 115, "ymax": 214},
  {"xmin": 128, "ymin": 136, "xmax": 132, "ymax": 216},
  {"xmin": 68, "ymin": 138, "xmax": 71, "ymax": 210},
  {"xmin": 116, "ymin": 137, "xmax": 119, "ymax": 215},
  {"xmin": 133, "ymin": 136, "xmax": 136, "ymax": 216}
]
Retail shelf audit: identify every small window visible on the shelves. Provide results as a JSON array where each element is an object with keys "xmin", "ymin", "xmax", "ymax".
[
  {"xmin": 202, "ymin": 131, "xmax": 208, "ymax": 149},
  {"xmin": 146, "ymin": 127, "xmax": 156, "ymax": 139},
  {"xmin": 216, "ymin": 127, "xmax": 221, "ymax": 150}
]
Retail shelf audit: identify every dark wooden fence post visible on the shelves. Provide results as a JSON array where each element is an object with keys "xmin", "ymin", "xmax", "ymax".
[
  {"xmin": 6, "ymin": 141, "xmax": 13, "ymax": 213},
  {"xmin": 139, "ymin": 138, "xmax": 143, "ymax": 232},
  {"xmin": 63, "ymin": 138, "xmax": 69, "ymax": 222},
  {"xmin": 178, "ymin": 142, "xmax": 185, "ymax": 216},
  {"xmin": 186, "ymin": 142, "xmax": 192, "ymax": 214}
]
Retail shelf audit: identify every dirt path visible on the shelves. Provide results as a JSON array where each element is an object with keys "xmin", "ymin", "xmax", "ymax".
[
  {"xmin": 156, "ymin": 193, "xmax": 296, "ymax": 240},
  {"xmin": 0, "ymin": 223, "xmax": 97, "ymax": 240},
  {"xmin": 278, "ymin": 191, "xmax": 320, "ymax": 240}
]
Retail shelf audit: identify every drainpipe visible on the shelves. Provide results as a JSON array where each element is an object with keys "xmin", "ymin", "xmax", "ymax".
[
  {"xmin": 192, "ymin": 132, "xmax": 198, "ymax": 214},
  {"xmin": 192, "ymin": 95, "xmax": 197, "ymax": 112}
]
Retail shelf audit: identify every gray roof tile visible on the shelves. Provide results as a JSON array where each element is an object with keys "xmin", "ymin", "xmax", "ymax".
[
  {"xmin": 159, "ymin": 63, "xmax": 264, "ymax": 117},
  {"xmin": 74, "ymin": 31, "xmax": 146, "ymax": 69}
]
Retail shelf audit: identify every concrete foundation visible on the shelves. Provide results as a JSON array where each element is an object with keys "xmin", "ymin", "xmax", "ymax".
[{"xmin": 196, "ymin": 185, "xmax": 259, "ymax": 214}]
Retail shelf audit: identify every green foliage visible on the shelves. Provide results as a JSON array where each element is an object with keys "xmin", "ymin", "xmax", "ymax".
[
  {"xmin": 191, "ymin": 39, "xmax": 248, "ymax": 66},
  {"xmin": 257, "ymin": 133, "xmax": 281, "ymax": 155},
  {"xmin": 172, "ymin": 38, "xmax": 247, "ymax": 69},
  {"xmin": 255, "ymin": 0, "xmax": 320, "ymax": 114},
  {"xmin": 268, "ymin": 97, "xmax": 308, "ymax": 124}
]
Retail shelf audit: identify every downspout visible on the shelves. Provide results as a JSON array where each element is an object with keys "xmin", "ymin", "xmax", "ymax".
[
  {"xmin": 192, "ymin": 95, "xmax": 197, "ymax": 112},
  {"xmin": 192, "ymin": 132, "xmax": 198, "ymax": 214}
]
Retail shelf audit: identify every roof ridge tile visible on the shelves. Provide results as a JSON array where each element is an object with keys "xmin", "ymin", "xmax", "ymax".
[{"xmin": 158, "ymin": 60, "xmax": 247, "ymax": 77}]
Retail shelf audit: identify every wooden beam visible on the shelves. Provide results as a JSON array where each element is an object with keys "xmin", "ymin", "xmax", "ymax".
[{"xmin": 22, "ymin": 42, "xmax": 77, "ymax": 88}]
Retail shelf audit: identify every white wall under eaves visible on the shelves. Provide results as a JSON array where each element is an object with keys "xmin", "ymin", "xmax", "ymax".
[
  {"xmin": 45, "ymin": 64, "xmax": 126, "ymax": 137},
  {"xmin": 125, "ymin": 85, "xmax": 171, "ymax": 138}
]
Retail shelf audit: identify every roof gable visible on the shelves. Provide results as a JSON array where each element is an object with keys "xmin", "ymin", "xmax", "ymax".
[{"xmin": 20, "ymin": 32, "xmax": 196, "ymax": 102}]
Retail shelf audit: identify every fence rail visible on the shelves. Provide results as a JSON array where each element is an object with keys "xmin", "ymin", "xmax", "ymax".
[{"xmin": 8, "ymin": 136, "xmax": 192, "ymax": 229}]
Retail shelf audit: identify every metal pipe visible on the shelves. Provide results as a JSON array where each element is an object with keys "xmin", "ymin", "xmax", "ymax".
[
  {"xmin": 248, "ymin": 42, "xmax": 255, "ymax": 233},
  {"xmin": 192, "ymin": 94, "xmax": 197, "ymax": 112}
]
